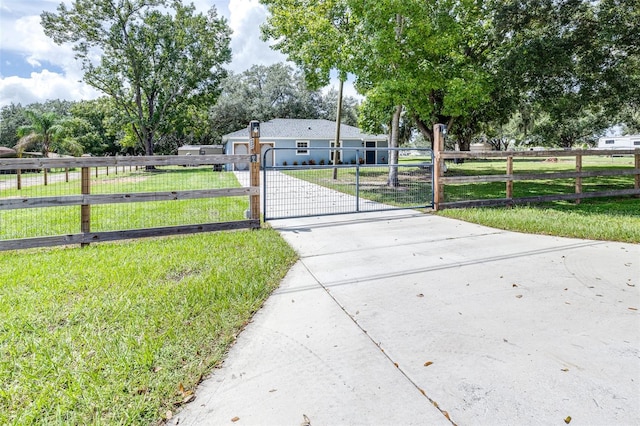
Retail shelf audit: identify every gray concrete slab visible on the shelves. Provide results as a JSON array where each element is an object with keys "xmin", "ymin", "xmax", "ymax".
[{"xmin": 171, "ymin": 211, "xmax": 640, "ymax": 426}]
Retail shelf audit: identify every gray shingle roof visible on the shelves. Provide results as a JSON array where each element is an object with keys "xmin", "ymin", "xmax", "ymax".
[{"xmin": 222, "ymin": 119, "xmax": 387, "ymax": 141}]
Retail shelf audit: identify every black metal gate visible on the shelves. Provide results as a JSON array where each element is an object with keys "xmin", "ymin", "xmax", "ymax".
[{"xmin": 262, "ymin": 147, "xmax": 434, "ymax": 220}]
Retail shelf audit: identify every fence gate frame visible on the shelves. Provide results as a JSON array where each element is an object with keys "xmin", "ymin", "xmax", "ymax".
[{"xmin": 262, "ymin": 147, "xmax": 434, "ymax": 220}]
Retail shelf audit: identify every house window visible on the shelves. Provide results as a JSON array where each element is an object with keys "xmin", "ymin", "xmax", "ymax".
[
  {"xmin": 634, "ymin": 141, "xmax": 640, "ymax": 146},
  {"xmin": 296, "ymin": 141, "xmax": 309, "ymax": 155},
  {"xmin": 605, "ymin": 140, "xmax": 615, "ymax": 144}
]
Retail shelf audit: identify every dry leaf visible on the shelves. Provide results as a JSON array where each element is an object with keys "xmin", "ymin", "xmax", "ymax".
[
  {"xmin": 166, "ymin": 410, "xmax": 173, "ymax": 420},
  {"xmin": 629, "ymin": 307, "xmax": 638, "ymax": 311},
  {"xmin": 394, "ymin": 362, "xmax": 399, "ymax": 368},
  {"xmin": 443, "ymin": 411, "xmax": 450, "ymax": 421},
  {"xmin": 424, "ymin": 361, "xmax": 433, "ymax": 367},
  {"xmin": 301, "ymin": 414, "xmax": 311, "ymax": 426},
  {"xmin": 231, "ymin": 416, "xmax": 240, "ymax": 422},
  {"xmin": 432, "ymin": 401, "xmax": 439, "ymax": 408},
  {"xmin": 516, "ymin": 294, "xmax": 523, "ymax": 298},
  {"xmin": 183, "ymin": 394, "xmax": 195, "ymax": 404},
  {"xmin": 269, "ymin": 388, "xmax": 277, "ymax": 393},
  {"xmin": 512, "ymin": 284, "xmax": 518, "ymax": 287},
  {"xmin": 561, "ymin": 368, "xmax": 569, "ymax": 372},
  {"xmin": 564, "ymin": 416, "xmax": 572, "ymax": 424},
  {"xmin": 178, "ymin": 383, "xmax": 185, "ymax": 394},
  {"xmin": 419, "ymin": 388, "xmax": 426, "ymax": 396},
  {"xmin": 417, "ymin": 293, "xmax": 424, "ymax": 297}
]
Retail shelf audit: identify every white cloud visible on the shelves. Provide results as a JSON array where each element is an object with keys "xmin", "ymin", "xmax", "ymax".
[
  {"xmin": 227, "ymin": 0, "xmax": 287, "ymax": 72},
  {"xmin": 0, "ymin": 0, "xmax": 363, "ymax": 108},
  {"xmin": 0, "ymin": 70, "xmax": 100, "ymax": 107}
]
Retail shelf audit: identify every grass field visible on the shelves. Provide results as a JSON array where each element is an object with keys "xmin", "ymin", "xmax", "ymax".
[
  {"xmin": 1, "ymin": 166, "xmax": 300, "ymax": 423},
  {"xmin": 0, "ymin": 230, "xmax": 298, "ymax": 424}
]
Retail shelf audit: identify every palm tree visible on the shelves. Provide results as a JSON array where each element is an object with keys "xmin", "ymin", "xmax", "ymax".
[{"xmin": 15, "ymin": 110, "xmax": 64, "ymax": 186}]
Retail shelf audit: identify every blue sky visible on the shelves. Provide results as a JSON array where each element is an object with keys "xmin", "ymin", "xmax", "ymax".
[{"xmin": 0, "ymin": 0, "xmax": 314, "ymax": 108}]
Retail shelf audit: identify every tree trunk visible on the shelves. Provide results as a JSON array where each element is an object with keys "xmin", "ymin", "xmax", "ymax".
[
  {"xmin": 332, "ymin": 78, "xmax": 344, "ymax": 180},
  {"xmin": 387, "ymin": 105, "xmax": 402, "ymax": 187}
]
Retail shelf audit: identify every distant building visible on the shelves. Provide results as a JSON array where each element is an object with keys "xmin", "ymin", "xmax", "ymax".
[{"xmin": 597, "ymin": 135, "xmax": 640, "ymax": 149}]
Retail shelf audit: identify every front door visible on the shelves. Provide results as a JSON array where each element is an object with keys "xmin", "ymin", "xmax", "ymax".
[{"xmin": 365, "ymin": 141, "xmax": 376, "ymax": 164}]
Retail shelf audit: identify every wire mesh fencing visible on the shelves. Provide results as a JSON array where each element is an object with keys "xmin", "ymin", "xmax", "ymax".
[
  {"xmin": 0, "ymin": 155, "xmax": 257, "ymax": 250},
  {"xmin": 262, "ymin": 148, "xmax": 434, "ymax": 220}
]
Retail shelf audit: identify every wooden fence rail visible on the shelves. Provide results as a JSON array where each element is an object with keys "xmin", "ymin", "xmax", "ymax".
[
  {"xmin": 0, "ymin": 154, "xmax": 260, "ymax": 251},
  {"xmin": 432, "ymin": 126, "xmax": 640, "ymax": 210}
]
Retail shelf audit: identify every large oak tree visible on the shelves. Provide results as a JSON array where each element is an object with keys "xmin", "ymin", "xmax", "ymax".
[{"xmin": 41, "ymin": 0, "xmax": 231, "ymax": 156}]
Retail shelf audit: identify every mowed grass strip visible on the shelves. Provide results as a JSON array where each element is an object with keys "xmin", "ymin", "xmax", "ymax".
[
  {"xmin": 438, "ymin": 197, "xmax": 640, "ymax": 243},
  {"xmin": 0, "ymin": 230, "xmax": 297, "ymax": 424}
]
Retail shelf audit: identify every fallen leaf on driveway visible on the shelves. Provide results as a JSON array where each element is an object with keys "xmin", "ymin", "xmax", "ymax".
[
  {"xmin": 515, "ymin": 295, "xmax": 523, "ymax": 298},
  {"xmin": 424, "ymin": 361, "xmax": 433, "ymax": 367},
  {"xmin": 301, "ymin": 414, "xmax": 311, "ymax": 426},
  {"xmin": 417, "ymin": 293, "xmax": 424, "ymax": 298},
  {"xmin": 231, "ymin": 416, "xmax": 240, "ymax": 422},
  {"xmin": 629, "ymin": 307, "xmax": 638, "ymax": 311},
  {"xmin": 564, "ymin": 416, "xmax": 572, "ymax": 424}
]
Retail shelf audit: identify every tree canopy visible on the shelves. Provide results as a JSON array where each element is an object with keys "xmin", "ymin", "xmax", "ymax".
[
  {"xmin": 41, "ymin": 0, "xmax": 232, "ymax": 156},
  {"xmin": 260, "ymin": 0, "xmax": 639, "ymax": 151}
]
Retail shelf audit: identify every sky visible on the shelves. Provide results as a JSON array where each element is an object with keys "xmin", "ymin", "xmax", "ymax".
[{"xmin": 0, "ymin": 0, "xmax": 357, "ymax": 109}]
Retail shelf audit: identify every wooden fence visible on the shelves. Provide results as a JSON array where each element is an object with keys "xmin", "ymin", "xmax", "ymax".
[
  {"xmin": 0, "ymin": 154, "xmax": 260, "ymax": 251},
  {"xmin": 432, "ymin": 127, "xmax": 640, "ymax": 210}
]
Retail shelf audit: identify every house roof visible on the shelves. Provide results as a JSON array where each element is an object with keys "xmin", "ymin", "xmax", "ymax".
[{"xmin": 222, "ymin": 119, "xmax": 387, "ymax": 141}]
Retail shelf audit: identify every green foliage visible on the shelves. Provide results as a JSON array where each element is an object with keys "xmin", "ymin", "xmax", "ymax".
[
  {"xmin": 209, "ymin": 63, "xmax": 360, "ymax": 141},
  {"xmin": 260, "ymin": 0, "xmax": 356, "ymax": 88},
  {"xmin": 41, "ymin": 0, "xmax": 232, "ymax": 155},
  {"xmin": 16, "ymin": 110, "xmax": 66, "ymax": 157}
]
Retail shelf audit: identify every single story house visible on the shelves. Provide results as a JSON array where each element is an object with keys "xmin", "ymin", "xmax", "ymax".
[
  {"xmin": 222, "ymin": 118, "xmax": 389, "ymax": 171},
  {"xmin": 597, "ymin": 135, "xmax": 640, "ymax": 149}
]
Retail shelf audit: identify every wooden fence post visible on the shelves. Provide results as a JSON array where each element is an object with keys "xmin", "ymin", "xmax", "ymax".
[
  {"xmin": 575, "ymin": 153, "xmax": 582, "ymax": 205},
  {"xmin": 506, "ymin": 155, "xmax": 514, "ymax": 201},
  {"xmin": 81, "ymin": 167, "xmax": 91, "ymax": 247},
  {"xmin": 16, "ymin": 168, "xmax": 21, "ymax": 190},
  {"xmin": 65, "ymin": 168, "xmax": 69, "ymax": 182},
  {"xmin": 433, "ymin": 123, "xmax": 445, "ymax": 211}
]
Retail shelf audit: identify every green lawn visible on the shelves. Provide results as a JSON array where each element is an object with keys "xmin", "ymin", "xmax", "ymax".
[
  {"xmin": 1, "ymin": 166, "xmax": 300, "ymax": 423},
  {"xmin": 0, "ymin": 230, "xmax": 298, "ymax": 424}
]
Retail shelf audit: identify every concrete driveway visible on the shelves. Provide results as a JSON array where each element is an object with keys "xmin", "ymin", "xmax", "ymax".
[{"xmin": 171, "ymin": 210, "xmax": 639, "ymax": 426}]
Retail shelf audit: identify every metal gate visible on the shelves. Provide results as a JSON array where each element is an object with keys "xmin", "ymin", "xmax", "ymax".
[{"xmin": 262, "ymin": 147, "xmax": 434, "ymax": 220}]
